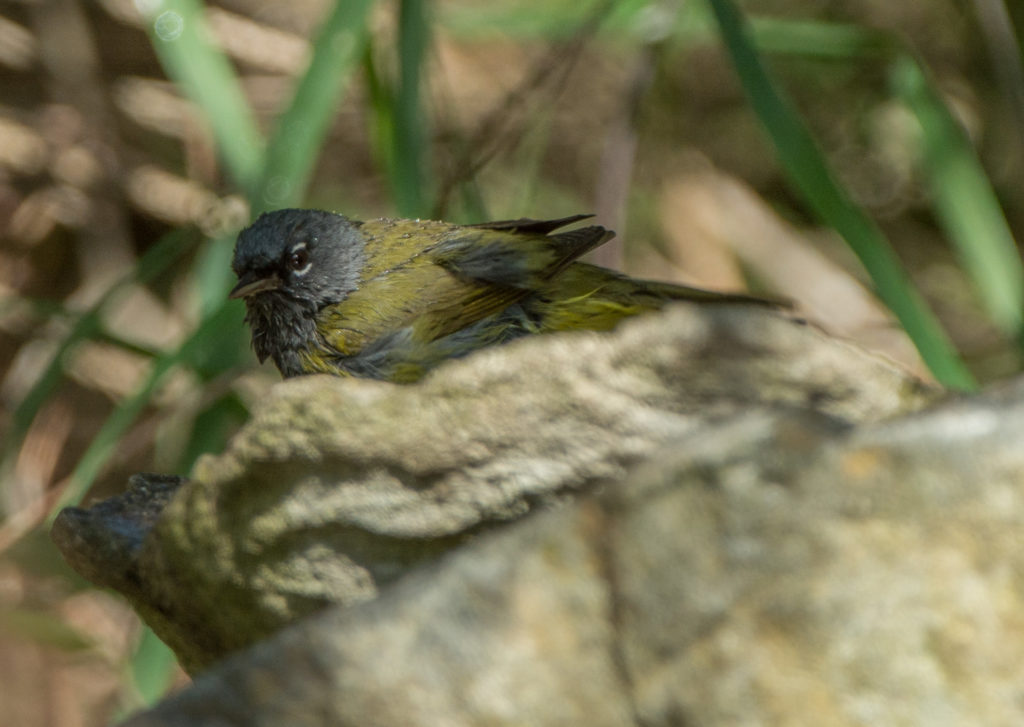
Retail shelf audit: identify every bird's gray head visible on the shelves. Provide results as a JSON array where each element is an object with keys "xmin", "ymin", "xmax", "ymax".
[
  {"xmin": 231, "ymin": 208, "xmax": 365, "ymax": 307},
  {"xmin": 230, "ymin": 208, "xmax": 366, "ymax": 372}
]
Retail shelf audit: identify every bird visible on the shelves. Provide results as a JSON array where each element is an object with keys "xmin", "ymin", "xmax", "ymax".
[{"xmin": 229, "ymin": 208, "xmax": 780, "ymax": 383}]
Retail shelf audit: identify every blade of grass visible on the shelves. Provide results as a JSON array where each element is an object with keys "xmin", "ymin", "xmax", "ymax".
[
  {"xmin": 456, "ymin": 178, "xmax": 489, "ymax": 222},
  {"xmin": 45, "ymin": 300, "xmax": 241, "ymax": 522},
  {"xmin": 707, "ymin": 16, "xmax": 1022, "ymax": 340},
  {"xmin": 2, "ymin": 230, "xmax": 197, "ymax": 477},
  {"xmin": 706, "ymin": 0, "xmax": 976, "ymax": 390},
  {"xmin": 177, "ymin": 392, "xmax": 249, "ymax": 468},
  {"xmin": 192, "ymin": 231, "xmax": 240, "ymax": 314},
  {"xmin": 0, "ymin": 296, "xmax": 71, "ymax": 321},
  {"xmin": 141, "ymin": 0, "xmax": 264, "ymax": 195},
  {"xmin": 749, "ymin": 17, "xmax": 893, "ymax": 59},
  {"xmin": 128, "ymin": 628, "xmax": 178, "ymax": 707},
  {"xmin": 363, "ymin": 39, "xmax": 397, "ymax": 189},
  {"xmin": 255, "ymin": 0, "xmax": 375, "ymax": 212},
  {"xmin": 109, "ymin": 627, "xmax": 179, "ymax": 720},
  {"xmin": 93, "ymin": 332, "xmax": 166, "ymax": 359},
  {"xmin": 392, "ymin": 0, "xmax": 432, "ymax": 217},
  {"xmin": 440, "ymin": 0, "xmax": 609, "ymax": 40},
  {"xmin": 891, "ymin": 55, "xmax": 1024, "ymax": 338}
]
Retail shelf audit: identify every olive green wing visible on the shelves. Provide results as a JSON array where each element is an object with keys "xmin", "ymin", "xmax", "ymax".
[
  {"xmin": 410, "ymin": 222, "xmax": 613, "ymax": 340},
  {"xmin": 430, "ymin": 222, "xmax": 613, "ymax": 290},
  {"xmin": 317, "ymin": 217, "xmax": 614, "ymax": 355},
  {"xmin": 355, "ymin": 215, "xmax": 611, "ymax": 287},
  {"xmin": 354, "ymin": 218, "xmax": 455, "ymax": 282},
  {"xmin": 315, "ymin": 242, "xmax": 528, "ymax": 356}
]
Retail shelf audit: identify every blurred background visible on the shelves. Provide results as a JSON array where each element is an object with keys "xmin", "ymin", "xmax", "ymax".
[{"xmin": 1, "ymin": 0, "xmax": 1022, "ymax": 723}]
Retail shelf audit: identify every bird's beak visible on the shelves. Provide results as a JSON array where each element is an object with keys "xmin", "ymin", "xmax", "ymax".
[{"xmin": 229, "ymin": 272, "xmax": 282, "ymax": 299}]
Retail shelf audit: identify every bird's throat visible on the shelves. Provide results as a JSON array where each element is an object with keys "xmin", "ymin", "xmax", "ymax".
[{"xmin": 244, "ymin": 293, "xmax": 320, "ymax": 378}]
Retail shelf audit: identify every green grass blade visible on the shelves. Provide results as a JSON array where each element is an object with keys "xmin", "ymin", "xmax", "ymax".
[
  {"xmin": 749, "ymin": 17, "xmax": 893, "ymax": 59},
  {"xmin": 440, "ymin": 0, "xmax": 608, "ymax": 39},
  {"xmin": 0, "ymin": 296, "xmax": 70, "ymax": 321},
  {"xmin": 3, "ymin": 230, "xmax": 196, "ymax": 475},
  {"xmin": 46, "ymin": 301, "xmax": 241, "ymax": 522},
  {"xmin": 362, "ymin": 40, "xmax": 397, "ymax": 186},
  {"xmin": 109, "ymin": 627, "xmax": 178, "ymax": 720},
  {"xmin": 193, "ymin": 232, "xmax": 240, "ymax": 314},
  {"xmin": 256, "ymin": 0, "xmax": 375, "ymax": 211},
  {"xmin": 128, "ymin": 628, "xmax": 178, "ymax": 706},
  {"xmin": 891, "ymin": 55, "xmax": 1024, "ymax": 338},
  {"xmin": 706, "ymin": 0, "xmax": 976, "ymax": 390},
  {"xmin": 392, "ymin": 0, "xmax": 432, "ymax": 217},
  {"xmin": 141, "ymin": 0, "xmax": 264, "ymax": 194}
]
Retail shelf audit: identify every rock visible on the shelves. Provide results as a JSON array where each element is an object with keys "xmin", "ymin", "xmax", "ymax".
[
  {"xmin": 121, "ymin": 381, "xmax": 1024, "ymax": 726},
  {"xmin": 54, "ymin": 302, "xmax": 997, "ymax": 726}
]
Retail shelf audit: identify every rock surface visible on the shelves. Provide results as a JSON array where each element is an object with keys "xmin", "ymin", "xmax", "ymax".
[
  {"xmin": 120, "ymin": 390, "xmax": 1024, "ymax": 726},
  {"xmin": 55, "ymin": 302, "xmax": 1024, "ymax": 726}
]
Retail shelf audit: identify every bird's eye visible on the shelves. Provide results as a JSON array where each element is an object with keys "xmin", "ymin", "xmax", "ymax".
[{"xmin": 288, "ymin": 246, "xmax": 310, "ymax": 272}]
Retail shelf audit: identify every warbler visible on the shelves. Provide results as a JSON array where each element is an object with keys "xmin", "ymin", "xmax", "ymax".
[{"xmin": 230, "ymin": 209, "xmax": 778, "ymax": 383}]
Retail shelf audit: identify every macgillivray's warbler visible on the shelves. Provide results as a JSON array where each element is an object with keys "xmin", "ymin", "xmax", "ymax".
[{"xmin": 229, "ymin": 209, "xmax": 780, "ymax": 383}]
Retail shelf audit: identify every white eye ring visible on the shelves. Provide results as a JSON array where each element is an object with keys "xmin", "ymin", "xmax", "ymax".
[{"xmin": 287, "ymin": 242, "xmax": 312, "ymax": 275}]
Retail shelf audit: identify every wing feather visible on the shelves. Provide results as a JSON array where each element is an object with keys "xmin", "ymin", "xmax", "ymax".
[{"xmin": 318, "ymin": 216, "xmax": 615, "ymax": 353}]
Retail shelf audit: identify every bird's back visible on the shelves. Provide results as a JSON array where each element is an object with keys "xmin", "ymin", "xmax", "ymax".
[{"xmin": 288, "ymin": 214, "xmax": 777, "ymax": 382}]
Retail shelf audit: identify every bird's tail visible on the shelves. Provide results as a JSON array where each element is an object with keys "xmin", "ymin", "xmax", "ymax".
[{"xmin": 532, "ymin": 262, "xmax": 788, "ymax": 334}]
